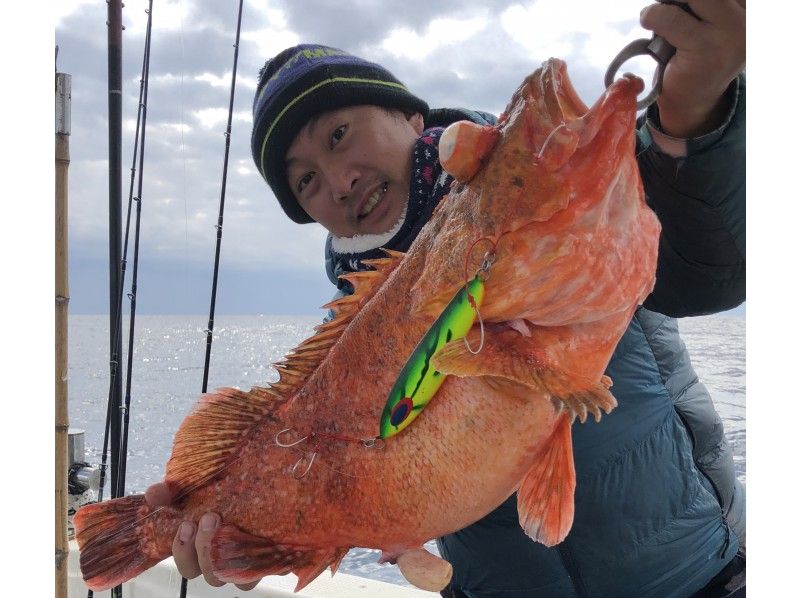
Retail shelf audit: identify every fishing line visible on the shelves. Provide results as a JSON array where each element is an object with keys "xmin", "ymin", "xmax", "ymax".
[{"xmin": 537, "ymin": 121, "xmax": 568, "ymax": 161}]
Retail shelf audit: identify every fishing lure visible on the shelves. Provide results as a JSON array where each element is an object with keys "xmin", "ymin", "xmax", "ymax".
[{"xmin": 380, "ymin": 275, "xmax": 485, "ymax": 438}]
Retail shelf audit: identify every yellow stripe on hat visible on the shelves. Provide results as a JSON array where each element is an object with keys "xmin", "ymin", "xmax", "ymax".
[{"xmin": 259, "ymin": 77, "xmax": 410, "ymax": 175}]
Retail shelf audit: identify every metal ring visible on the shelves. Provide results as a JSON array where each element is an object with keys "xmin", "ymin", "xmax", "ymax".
[
  {"xmin": 481, "ymin": 250, "xmax": 496, "ymax": 273},
  {"xmin": 477, "ymin": 250, "xmax": 496, "ymax": 282},
  {"xmin": 362, "ymin": 437, "xmax": 385, "ymax": 450},
  {"xmin": 604, "ymin": 38, "xmax": 664, "ymax": 111},
  {"xmin": 637, "ymin": 65, "xmax": 664, "ymax": 111}
]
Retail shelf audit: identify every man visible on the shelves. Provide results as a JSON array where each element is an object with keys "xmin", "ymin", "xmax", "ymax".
[{"xmin": 147, "ymin": 1, "xmax": 746, "ymax": 595}]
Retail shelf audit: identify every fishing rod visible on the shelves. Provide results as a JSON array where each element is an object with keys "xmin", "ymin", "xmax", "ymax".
[
  {"xmin": 200, "ymin": 0, "xmax": 245, "ymax": 395},
  {"xmin": 95, "ymin": 0, "xmax": 152, "ymax": 507},
  {"xmin": 117, "ymin": 0, "xmax": 154, "ymax": 501},
  {"xmin": 91, "ymin": 2, "xmax": 153, "ymax": 597},
  {"xmin": 180, "ymin": 1, "xmax": 245, "ymax": 596},
  {"xmin": 95, "ymin": 1, "xmax": 123, "ymax": 597},
  {"xmin": 102, "ymin": 0, "xmax": 124, "ymax": 510}
]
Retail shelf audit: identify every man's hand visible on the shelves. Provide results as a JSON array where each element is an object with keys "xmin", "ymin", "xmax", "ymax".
[
  {"xmin": 640, "ymin": 0, "xmax": 745, "ymax": 137},
  {"xmin": 143, "ymin": 481, "xmax": 452, "ymax": 592},
  {"xmin": 143, "ymin": 482, "xmax": 259, "ymax": 591}
]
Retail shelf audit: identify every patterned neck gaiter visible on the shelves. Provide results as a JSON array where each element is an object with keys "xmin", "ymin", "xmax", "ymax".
[{"xmin": 325, "ymin": 126, "xmax": 453, "ymax": 288}]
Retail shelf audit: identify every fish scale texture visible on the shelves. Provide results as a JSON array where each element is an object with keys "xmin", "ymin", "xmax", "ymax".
[{"xmin": 75, "ymin": 59, "xmax": 660, "ymax": 593}]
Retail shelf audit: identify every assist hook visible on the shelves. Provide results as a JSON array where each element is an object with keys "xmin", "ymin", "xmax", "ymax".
[{"xmin": 605, "ymin": 0, "xmax": 699, "ymax": 110}]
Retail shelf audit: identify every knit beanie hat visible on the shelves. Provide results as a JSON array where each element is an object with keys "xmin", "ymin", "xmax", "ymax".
[{"xmin": 251, "ymin": 44, "xmax": 429, "ymax": 224}]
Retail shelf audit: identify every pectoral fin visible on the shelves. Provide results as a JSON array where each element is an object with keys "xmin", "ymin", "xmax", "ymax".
[
  {"xmin": 517, "ymin": 414, "xmax": 575, "ymax": 546},
  {"xmin": 430, "ymin": 329, "xmax": 616, "ymax": 423}
]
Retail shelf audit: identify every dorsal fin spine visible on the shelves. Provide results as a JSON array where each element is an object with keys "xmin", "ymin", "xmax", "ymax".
[{"xmin": 271, "ymin": 248, "xmax": 404, "ymax": 399}]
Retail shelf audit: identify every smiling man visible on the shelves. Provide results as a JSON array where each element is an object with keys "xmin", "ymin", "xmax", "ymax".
[
  {"xmin": 147, "ymin": 2, "xmax": 746, "ymax": 596},
  {"xmin": 285, "ymin": 105, "xmax": 423, "ymax": 238}
]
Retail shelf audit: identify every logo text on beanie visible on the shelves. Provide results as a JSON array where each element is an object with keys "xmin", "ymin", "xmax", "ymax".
[
  {"xmin": 303, "ymin": 47, "xmax": 347, "ymax": 59},
  {"xmin": 267, "ymin": 47, "xmax": 350, "ymax": 88}
]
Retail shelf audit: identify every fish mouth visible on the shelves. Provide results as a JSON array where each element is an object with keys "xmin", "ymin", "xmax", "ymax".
[
  {"xmin": 523, "ymin": 58, "xmax": 644, "ymax": 163},
  {"xmin": 499, "ymin": 58, "xmax": 642, "ymax": 141},
  {"xmin": 537, "ymin": 58, "xmax": 643, "ymax": 127},
  {"xmin": 543, "ymin": 58, "xmax": 590, "ymax": 121}
]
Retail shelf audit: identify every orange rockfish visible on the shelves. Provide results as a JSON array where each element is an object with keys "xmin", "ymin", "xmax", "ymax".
[{"xmin": 75, "ymin": 59, "xmax": 660, "ymax": 592}]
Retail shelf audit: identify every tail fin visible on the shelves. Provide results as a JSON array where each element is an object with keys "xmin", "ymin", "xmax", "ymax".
[{"xmin": 73, "ymin": 495, "xmax": 165, "ymax": 591}]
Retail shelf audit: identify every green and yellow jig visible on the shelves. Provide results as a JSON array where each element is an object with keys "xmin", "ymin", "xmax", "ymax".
[{"xmin": 379, "ymin": 275, "xmax": 486, "ymax": 439}]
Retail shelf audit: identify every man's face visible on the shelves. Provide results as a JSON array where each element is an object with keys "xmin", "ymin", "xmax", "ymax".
[{"xmin": 285, "ymin": 106, "xmax": 424, "ymax": 237}]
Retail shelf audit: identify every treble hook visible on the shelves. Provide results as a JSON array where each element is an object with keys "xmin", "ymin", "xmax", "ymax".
[
  {"xmin": 291, "ymin": 451, "xmax": 317, "ymax": 479},
  {"xmin": 275, "ymin": 428, "xmax": 309, "ymax": 448},
  {"xmin": 605, "ymin": 1, "xmax": 700, "ymax": 110}
]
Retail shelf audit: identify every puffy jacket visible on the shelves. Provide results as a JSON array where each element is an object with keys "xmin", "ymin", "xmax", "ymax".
[{"xmin": 326, "ymin": 76, "xmax": 746, "ymax": 597}]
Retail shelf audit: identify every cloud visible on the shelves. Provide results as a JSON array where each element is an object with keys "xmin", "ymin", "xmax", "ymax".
[
  {"xmin": 240, "ymin": 1, "xmax": 300, "ymax": 65},
  {"xmin": 120, "ymin": 0, "xmax": 194, "ymax": 38},
  {"xmin": 55, "ymin": 0, "xmax": 98, "ymax": 27},
  {"xmin": 381, "ymin": 13, "xmax": 490, "ymax": 60},
  {"xmin": 191, "ymin": 108, "xmax": 252, "ymax": 130},
  {"xmin": 500, "ymin": 0, "xmax": 654, "ymax": 73},
  {"xmin": 56, "ymin": 0, "xmax": 652, "ymax": 313}
]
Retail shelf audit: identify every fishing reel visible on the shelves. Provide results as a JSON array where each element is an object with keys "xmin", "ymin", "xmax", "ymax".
[
  {"xmin": 68, "ymin": 429, "xmax": 100, "ymax": 494},
  {"xmin": 67, "ymin": 429, "xmax": 101, "ymax": 538}
]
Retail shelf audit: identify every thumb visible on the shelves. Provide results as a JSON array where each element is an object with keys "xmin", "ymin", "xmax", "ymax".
[{"xmin": 395, "ymin": 548, "xmax": 453, "ymax": 592}]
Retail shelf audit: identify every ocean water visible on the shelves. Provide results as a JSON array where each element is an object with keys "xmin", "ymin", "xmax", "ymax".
[{"xmin": 68, "ymin": 313, "xmax": 745, "ymax": 585}]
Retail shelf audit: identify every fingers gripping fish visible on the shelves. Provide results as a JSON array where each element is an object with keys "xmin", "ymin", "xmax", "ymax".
[{"xmin": 74, "ymin": 59, "xmax": 659, "ymax": 593}]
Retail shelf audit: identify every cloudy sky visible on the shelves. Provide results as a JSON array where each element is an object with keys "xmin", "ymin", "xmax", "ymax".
[{"xmin": 56, "ymin": 0, "xmax": 666, "ymax": 314}]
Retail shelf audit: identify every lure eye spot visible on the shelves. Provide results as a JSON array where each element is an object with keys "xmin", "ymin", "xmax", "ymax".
[{"xmin": 390, "ymin": 398, "xmax": 414, "ymax": 427}]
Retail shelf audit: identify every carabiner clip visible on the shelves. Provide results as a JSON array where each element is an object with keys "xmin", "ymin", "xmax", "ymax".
[{"xmin": 604, "ymin": 1, "xmax": 699, "ymax": 110}]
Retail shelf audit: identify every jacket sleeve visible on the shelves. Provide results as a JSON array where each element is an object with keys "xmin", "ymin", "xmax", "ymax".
[{"xmin": 637, "ymin": 74, "xmax": 746, "ymax": 317}]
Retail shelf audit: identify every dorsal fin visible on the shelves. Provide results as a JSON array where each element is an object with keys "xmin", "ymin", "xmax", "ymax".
[
  {"xmin": 268, "ymin": 248, "xmax": 404, "ymax": 400},
  {"xmin": 165, "ymin": 387, "xmax": 286, "ymax": 495}
]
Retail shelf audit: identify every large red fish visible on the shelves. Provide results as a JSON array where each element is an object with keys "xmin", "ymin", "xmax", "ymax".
[{"xmin": 75, "ymin": 59, "xmax": 660, "ymax": 592}]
